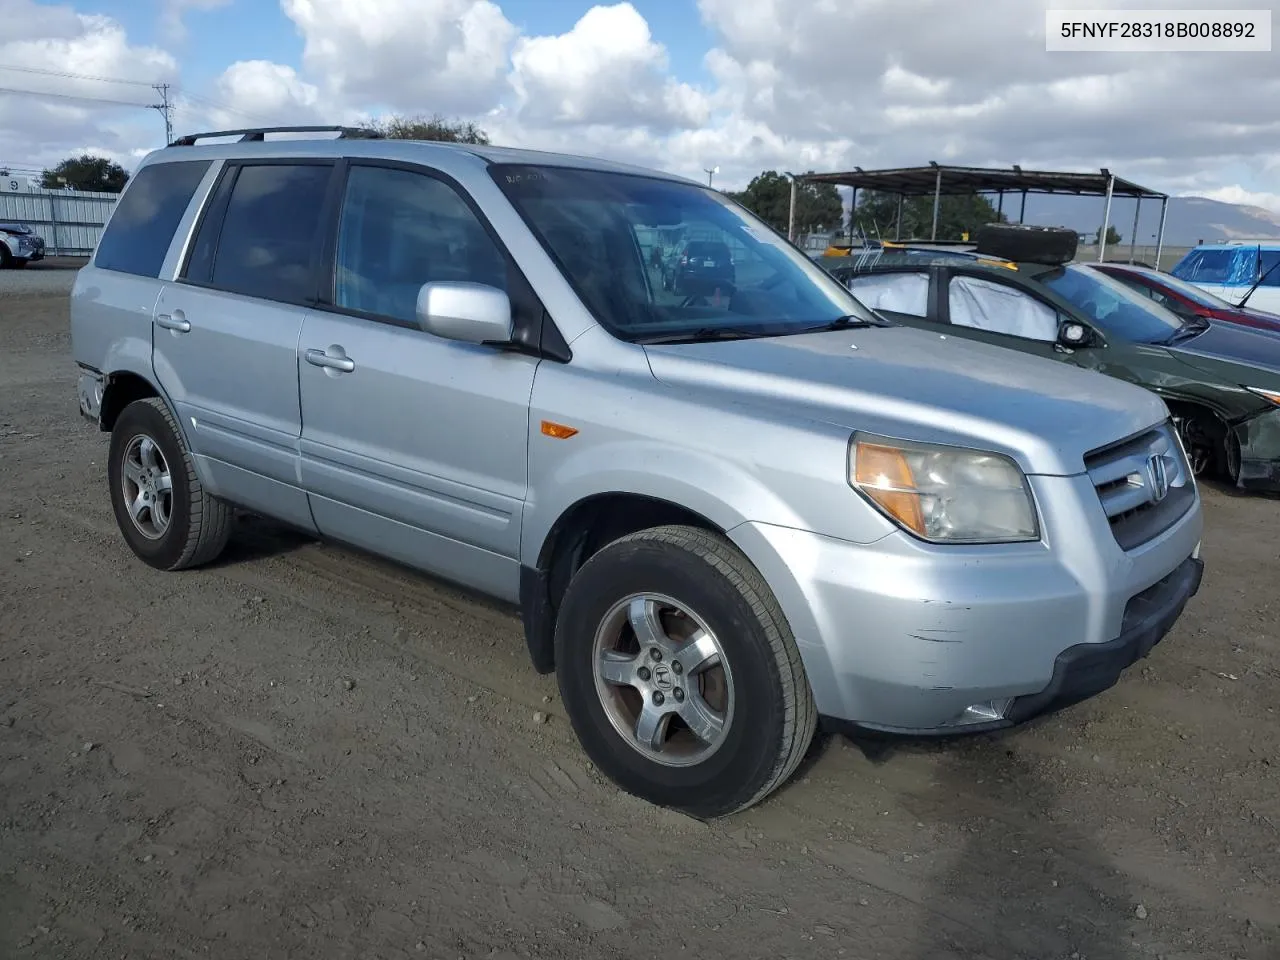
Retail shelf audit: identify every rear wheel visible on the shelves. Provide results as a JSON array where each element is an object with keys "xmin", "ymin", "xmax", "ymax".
[
  {"xmin": 554, "ymin": 524, "xmax": 817, "ymax": 819},
  {"xmin": 107, "ymin": 398, "xmax": 232, "ymax": 571}
]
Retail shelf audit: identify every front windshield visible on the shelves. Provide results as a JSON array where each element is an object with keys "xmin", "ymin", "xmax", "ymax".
[
  {"xmin": 490, "ymin": 164, "xmax": 879, "ymax": 341},
  {"xmin": 1040, "ymin": 264, "xmax": 1186, "ymax": 343}
]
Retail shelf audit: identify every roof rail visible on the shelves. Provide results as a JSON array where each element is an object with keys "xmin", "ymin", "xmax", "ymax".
[{"xmin": 168, "ymin": 125, "xmax": 384, "ymax": 147}]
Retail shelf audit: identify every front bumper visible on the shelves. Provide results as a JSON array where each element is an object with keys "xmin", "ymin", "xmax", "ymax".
[
  {"xmin": 998, "ymin": 554, "xmax": 1202, "ymax": 726},
  {"xmin": 732, "ymin": 471, "xmax": 1204, "ymax": 734},
  {"xmin": 77, "ymin": 368, "xmax": 104, "ymax": 424}
]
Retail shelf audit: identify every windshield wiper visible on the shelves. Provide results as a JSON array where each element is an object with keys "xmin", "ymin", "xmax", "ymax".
[
  {"xmin": 1237, "ymin": 255, "xmax": 1280, "ymax": 309},
  {"xmin": 1163, "ymin": 316, "xmax": 1211, "ymax": 344},
  {"xmin": 798, "ymin": 313, "xmax": 894, "ymax": 333},
  {"xmin": 633, "ymin": 326, "xmax": 777, "ymax": 345}
]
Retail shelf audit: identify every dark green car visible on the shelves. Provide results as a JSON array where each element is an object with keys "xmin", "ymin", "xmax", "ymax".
[{"xmin": 829, "ymin": 250, "xmax": 1280, "ymax": 491}]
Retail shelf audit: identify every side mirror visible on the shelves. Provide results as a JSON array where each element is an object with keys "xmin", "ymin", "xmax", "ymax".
[
  {"xmin": 1057, "ymin": 318, "xmax": 1090, "ymax": 348},
  {"xmin": 415, "ymin": 281, "xmax": 513, "ymax": 345}
]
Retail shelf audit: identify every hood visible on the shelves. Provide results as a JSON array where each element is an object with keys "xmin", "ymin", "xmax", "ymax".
[
  {"xmin": 643, "ymin": 324, "xmax": 1169, "ymax": 477},
  {"xmin": 1170, "ymin": 319, "xmax": 1280, "ymax": 383},
  {"xmin": 0, "ymin": 223, "xmax": 33, "ymax": 236}
]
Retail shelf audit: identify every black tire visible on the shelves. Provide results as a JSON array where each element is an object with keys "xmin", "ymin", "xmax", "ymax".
[
  {"xmin": 0, "ymin": 246, "xmax": 10, "ymax": 269},
  {"xmin": 554, "ymin": 524, "xmax": 817, "ymax": 819},
  {"xmin": 974, "ymin": 222, "xmax": 1078, "ymax": 265},
  {"xmin": 107, "ymin": 397, "xmax": 232, "ymax": 571},
  {"xmin": 1173, "ymin": 409, "xmax": 1226, "ymax": 479}
]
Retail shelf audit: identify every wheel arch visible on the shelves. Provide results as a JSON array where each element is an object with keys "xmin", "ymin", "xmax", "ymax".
[
  {"xmin": 99, "ymin": 370, "xmax": 162, "ymax": 431},
  {"xmin": 519, "ymin": 492, "xmax": 736, "ymax": 675},
  {"xmin": 1163, "ymin": 396, "xmax": 1236, "ymax": 480},
  {"xmin": 98, "ymin": 369, "xmax": 213, "ymax": 488}
]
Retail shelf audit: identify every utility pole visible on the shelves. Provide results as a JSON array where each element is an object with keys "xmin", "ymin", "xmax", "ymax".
[{"xmin": 151, "ymin": 83, "xmax": 173, "ymax": 145}]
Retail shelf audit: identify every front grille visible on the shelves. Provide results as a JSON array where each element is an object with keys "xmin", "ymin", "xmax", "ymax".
[{"xmin": 1084, "ymin": 421, "xmax": 1195, "ymax": 551}]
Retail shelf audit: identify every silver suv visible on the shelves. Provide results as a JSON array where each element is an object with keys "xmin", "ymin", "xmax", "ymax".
[{"xmin": 71, "ymin": 126, "xmax": 1204, "ymax": 818}]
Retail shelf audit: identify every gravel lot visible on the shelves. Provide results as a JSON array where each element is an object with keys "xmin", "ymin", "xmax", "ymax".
[{"xmin": 2, "ymin": 264, "xmax": 1279, "ymax": 960}]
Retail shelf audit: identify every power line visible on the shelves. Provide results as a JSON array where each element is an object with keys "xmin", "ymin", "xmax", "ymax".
[
  {"xmin": 0, "ymin": 62, "xmax": 158, "ymax": 87},
  {"xmin": 0, "ymin": 85, "xmax": 153, "ymax": 109}
]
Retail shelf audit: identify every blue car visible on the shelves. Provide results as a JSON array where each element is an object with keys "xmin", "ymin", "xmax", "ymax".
[{"xmin": 1169, "ymin": 241, "xmax": 1280, "ymax": 315}]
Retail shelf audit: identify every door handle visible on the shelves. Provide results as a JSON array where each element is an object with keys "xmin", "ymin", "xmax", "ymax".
[
  {"xmin": 305, "ymin": 348, "xmax": 355, "ymax": 373},
  {"xmin": 156, "ymin": 313, "xmax": 190, "ymax": 333}
]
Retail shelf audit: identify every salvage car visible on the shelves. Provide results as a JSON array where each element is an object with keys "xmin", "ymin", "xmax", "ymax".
[
  {"xmin": 1093, "ymin": 261, "xmax": 1280, "ymax": 335},
  {"xmin": 0, "ymin": 221, "xmax": 46, "ymax": 268},
  {"xmin": 833, "ymin": 225, "xmax": 1280, "ymax": 491},
  {"xmin": 70, "ymin": 129, "xmax": 1202, "ymax": 817}
]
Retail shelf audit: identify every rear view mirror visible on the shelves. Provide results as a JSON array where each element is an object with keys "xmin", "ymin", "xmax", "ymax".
[
  {"xmin": 416, "ymin": 281, "xmax": 513, "ymax": 345},
  {"xmin": 1057, "ymin": 319, "xmax": 1090, "ymax": 347}
]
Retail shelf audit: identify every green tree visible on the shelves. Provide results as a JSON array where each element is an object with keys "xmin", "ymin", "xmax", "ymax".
[
  {"xmin": 1094, "ymin": 224, "xmax": 1122, "ymax": 245},
  {"xmin": 372, "ymin": 113, "xmax": 490, "ymax": 144},
  {"xmin": 725, "ymin": 170, "xmax": 844, "ymax": 235},
  {"xmin": 40, "ymin": 154, "xmax": 129, "ymax": 193},
  {"xmin": 850, "ymin": 190, "xmax": 1006, "ymax": 241}
]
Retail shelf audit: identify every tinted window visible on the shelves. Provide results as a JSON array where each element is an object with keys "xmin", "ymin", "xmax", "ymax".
[
  {"xmin": 94, "ymin": 160, "xmax": 211, "ymax": 277},
  {"xmin": 1260, "ymin": 250, "xmax": 1280, "ymax": 287},
  {"xmin": 491, "ymin": 164, "xmax": 877, "ymax": 342},
  {"xmin": 686, "ymin": 240, "xmax": 730, "ymax": 259},
  {"xmin": 333, "ymin": 165, "xmax": 507, "ymax": 323},
  {"xmin": 209, "ymin": 163, "xmax": 333, "ymax": 303},
  {"xmin": 1040, "ymin": 264, "xmax": 1183, "ymax": 343}
]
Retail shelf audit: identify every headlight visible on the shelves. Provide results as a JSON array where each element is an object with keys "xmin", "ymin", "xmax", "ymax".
[{"xmin": 849, "ymin": 434, "xmax": 1039, "ymax": 543}]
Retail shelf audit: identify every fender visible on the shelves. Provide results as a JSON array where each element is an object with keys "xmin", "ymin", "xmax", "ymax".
[{"xmin": 521, "ymin": 437, "xmax": 895, "ymax": 571}]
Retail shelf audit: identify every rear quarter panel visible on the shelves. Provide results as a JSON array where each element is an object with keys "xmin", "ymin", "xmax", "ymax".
[{"xmin": 70, "ymin": 267, "xmax": 160, "ymax": 382}]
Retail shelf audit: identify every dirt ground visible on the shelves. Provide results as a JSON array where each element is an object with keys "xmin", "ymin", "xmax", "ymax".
[{"xmin": 2, "ymin": 267, "xmax": 1278, "ymax": 960}]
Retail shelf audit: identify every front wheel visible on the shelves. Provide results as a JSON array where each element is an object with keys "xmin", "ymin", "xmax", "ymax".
[
  {"xmin": 554, "ymin": 525, "xmax": 817, "ymax": 818},
  {"xmin": 1174, "ymin": 412, "xmax": 1223, "ymax": 478}
]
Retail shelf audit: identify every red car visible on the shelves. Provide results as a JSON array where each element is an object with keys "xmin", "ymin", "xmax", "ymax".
[{"xmin": 1094, "ymin": 262, "xmax": 1280, "ymax": 335}]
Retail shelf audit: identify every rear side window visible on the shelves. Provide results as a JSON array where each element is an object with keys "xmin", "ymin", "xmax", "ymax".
[
  {"xmin": 203, "ymin": 163, "xmax": 333, "ymax": 304},
  {"xmin": 686, "ymin": 241, "xmax": 730, "ymax": 259},
  {"xmin": 94, "ymin": 160, "xmax": 211, "ymax": 277}
]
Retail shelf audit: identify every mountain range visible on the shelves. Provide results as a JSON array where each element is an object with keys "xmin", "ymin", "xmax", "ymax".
[{"xmin": 1005, "ymin": 193, "xmax": 1280, "ymax": 248}]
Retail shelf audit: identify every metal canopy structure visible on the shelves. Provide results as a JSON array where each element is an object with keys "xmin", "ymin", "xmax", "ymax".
[{"xmin": 789, "ymin": 162, "xmax": 1170, "ymax": 266}]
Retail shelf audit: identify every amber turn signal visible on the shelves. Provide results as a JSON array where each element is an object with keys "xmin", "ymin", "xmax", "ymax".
[
  {"xmin": 540, "ymin": 420, "xmax": 579, "ymax": 439},
  {"xmin": 852, "ymin": 442, "xmax": 925, "ymax": 536}
]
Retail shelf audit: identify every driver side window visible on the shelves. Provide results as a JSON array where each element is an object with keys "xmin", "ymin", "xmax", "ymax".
[
  {"xmin": 334, "ymin": 164, "xmax": 507, "ymax": 325},
  {"xmin": 947, "ymin": 274, "xmax": 1058, "ymax": 342}
]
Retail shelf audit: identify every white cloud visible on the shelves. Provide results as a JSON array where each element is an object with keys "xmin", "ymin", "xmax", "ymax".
[
  {"xmin": 280, "ymin": 0, "xmax": 518, "ymax": 114},
  {"xmin": 0, "ymin": 0, "xmax": 176, "ymax": 173},
  {"xmin": 1197, "ymin": 186, "xmax": 1280, "ymax": 215},
  {"xmin": 160, "ymin": 0, "xmax": 233, "ymax": 44},
  {"xmin": 509, "ymin": 3, "xmax": 708, "ymax": 130}
]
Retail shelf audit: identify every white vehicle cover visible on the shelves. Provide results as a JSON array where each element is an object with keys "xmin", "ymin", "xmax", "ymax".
[
  {"xmin": 948, "ymin": 274, "xmax": 1057, "ymax": 342},
  {"xmin": 846, "ymin": 271, "xmax": 930, "ymax": 316}
]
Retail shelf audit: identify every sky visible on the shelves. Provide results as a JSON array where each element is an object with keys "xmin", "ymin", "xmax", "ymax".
[{"xmin": 1, "ymin": 0, "xmax": 1278, "ymax": 215}]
